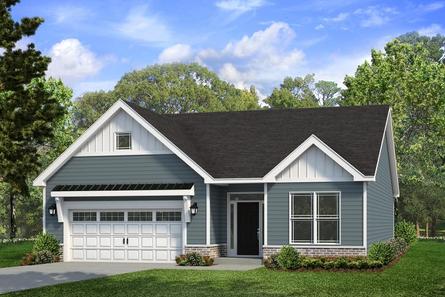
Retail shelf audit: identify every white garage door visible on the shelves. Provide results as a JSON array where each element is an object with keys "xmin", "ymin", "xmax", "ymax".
[{"xmin": 69, "ymin": 210, "xmax": 183, "ymax": 262}]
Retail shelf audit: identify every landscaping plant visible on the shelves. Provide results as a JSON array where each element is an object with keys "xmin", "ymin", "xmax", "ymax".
[
  {"xmin": 277, "ymin": 245, "xmax": 301, "ymax": 270},
  {"xmin": 368, "ymin": 241, "xmax": 396, "ymax": 265},
  {"xmin": 175, "ymin": 253, "xmax": 214, "ymax": 266},
  {"xmin": 33, "ymin": 233, "xmax": 60, "ymax": 256},
  {"xmin": 395, "ymin": 220, "xmax": 417, "ymax": 245}
]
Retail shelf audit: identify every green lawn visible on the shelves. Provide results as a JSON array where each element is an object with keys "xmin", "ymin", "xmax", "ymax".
[
  {"xmin": 3, "ymin": 240, "xmax": 445, "ymax": 297},
  {"xmin": 0, "ymin": 241, "xmax": 33, "ymax": 268}
]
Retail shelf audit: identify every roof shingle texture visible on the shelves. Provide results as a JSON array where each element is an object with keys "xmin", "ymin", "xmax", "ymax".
[{"xmin": 126, "ymin": 101, "xmax": 389, "ymax": 178}]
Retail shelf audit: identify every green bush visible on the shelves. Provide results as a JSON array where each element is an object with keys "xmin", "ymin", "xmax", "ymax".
[
  {"xmin": 395, "ymin": 220, "xmax": 417, "ymax": 245},
  {"xmin": 35, "ymin": 250, "xmax": 54, "ymax": 264},
  {"xmin": 389, "ymin": 238, "xmax": 408, "ymax": 256},
  {"xmin": 333, "ymin": 257, "xmax": 349, "ymax": 269},
  {"xmin": 33, "ymin": 233, "xmax": 60, "ymax": 256},
  {"xmin": 186, "ymin": 252, "xmax": 204, "ymax": 266},
  {"xmin": 277, "ymin": 245, "xmax": 300, "ymax": 270},
  {"xmin": 368, "ymin": 241, "xmax": 395, "ymax": 264},
  {"xmin": 263, "ymin": 254, "xmax": 280, "ymax": 269},
  {"xmin": 175, "ymin": 253, "xmax": 214, "ymax": 266}
]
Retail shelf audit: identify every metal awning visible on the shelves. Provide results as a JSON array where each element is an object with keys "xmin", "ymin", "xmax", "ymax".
[{"xmin": 51, "ymin": 183, "xmax": 195, "ymax": 197}]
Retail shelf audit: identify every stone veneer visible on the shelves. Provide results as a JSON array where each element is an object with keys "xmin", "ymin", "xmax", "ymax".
[
  {"xmin": 184, "ymin": 244, "xmax": 227, "ymax": 258},
  {"xmin": 262, "ymin": 246, "xmax": 366, "ymax": 258}
]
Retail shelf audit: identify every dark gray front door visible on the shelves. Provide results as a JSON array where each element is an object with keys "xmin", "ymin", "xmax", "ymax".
[{"xmin": 237, "ymin": 202, "xmax": 259, "ymax": 255}]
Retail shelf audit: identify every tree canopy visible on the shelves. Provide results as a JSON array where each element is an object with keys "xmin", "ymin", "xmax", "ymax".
[
  {"xmin": 74, "ymin": 63, "xmax": 260, "ymax": 130},
  {"xmin": 265, "ymin": 74, "xmax": 340, "ymax": 108},
  {"xmin": 341, "ymin": 39, "xmax": 445, "ymax": 234},
  {"xmin": 0, "ymin": 0, "xmax": 67, "ymax": 238}
]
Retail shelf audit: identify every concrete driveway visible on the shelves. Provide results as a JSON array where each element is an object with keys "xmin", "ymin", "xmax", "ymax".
[{"xmin": 0, "ymin": 258, "xmax": 262, "ymax": 294}]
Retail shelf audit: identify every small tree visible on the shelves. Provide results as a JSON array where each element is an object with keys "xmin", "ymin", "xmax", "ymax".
[{"xmin": 0, "ymin": 1, "xmax": 66, "ymax": 238}]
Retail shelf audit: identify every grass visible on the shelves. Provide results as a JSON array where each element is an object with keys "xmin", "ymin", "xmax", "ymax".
[
  {"xmin": 0, "ymin": 241, "xmax": 33, "ymax": 268},
  {"xmin": 3, "ymin": 240, "xmax": 445, "ymax": 297}
]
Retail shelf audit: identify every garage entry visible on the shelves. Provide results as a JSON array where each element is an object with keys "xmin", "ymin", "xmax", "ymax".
[{"xmin": 69, "ymin": 209, "xmax": 183, "ymax": 262}]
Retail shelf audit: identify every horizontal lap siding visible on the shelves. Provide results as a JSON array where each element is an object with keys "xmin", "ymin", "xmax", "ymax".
[
  {"xmin": 267, "ymin": 182, "xmax": 363, "ymax": 246},
  {"xmin": 46, "ymin": 155, "xmax": 205, "ymax": 244},
  {"xmin": 367, "ymin": 137, "xmax": 394, "ymax": 246},
  {"xmin": 210, "ymin": 185, "xmax": 226, "ymax": 244}
]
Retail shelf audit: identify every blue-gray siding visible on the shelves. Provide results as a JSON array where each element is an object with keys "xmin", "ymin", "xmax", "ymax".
[
  {"xmin": 267, "ymin": 182, "xmax": 363, "ymax": 246},
  {"xmin": 367, "ymin": 137, "xmax": 394, "ymax": 246},
  {"xmin": 45, "ymin": 155, "xmax": 206, "ymax": 244},
  {"xmin": 210, "ymin": 185, "xmax": 226, "ymax": 244}
]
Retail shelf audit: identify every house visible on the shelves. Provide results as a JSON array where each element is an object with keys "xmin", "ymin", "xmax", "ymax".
[{"xmin": 33, "ymin": 100, "xmax": 399, "ymax": 262}]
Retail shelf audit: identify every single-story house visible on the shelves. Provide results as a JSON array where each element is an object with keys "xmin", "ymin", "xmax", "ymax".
[{"xmin": 33, "ymin": 100, "xmax": 399, "ymax": 262}]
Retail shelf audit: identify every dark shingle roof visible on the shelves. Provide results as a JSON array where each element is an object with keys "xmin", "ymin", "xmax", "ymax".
[{"xmin": 126, "ymin": 101, "xmax": 389, "ymax": 178}]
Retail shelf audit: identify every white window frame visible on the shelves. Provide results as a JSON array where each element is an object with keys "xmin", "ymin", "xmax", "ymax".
[
  {"xmin": 115, "ymin": 132, "xmax": 132, "ymax": 150},
  {"xmin": 289, "ymin": 191, "xmax": 341, "ymax": 245}
]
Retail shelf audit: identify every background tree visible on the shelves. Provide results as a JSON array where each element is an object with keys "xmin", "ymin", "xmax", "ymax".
[
  {"xmin": 265, "ymin": 74, "xmax": 340, "ymax": 108},
  {"xmin": 74, "ymin": 63, "xmax": 260, "ymax": 129},
  {"xmin": 0, "ymin": 1, "xmax": 66, "ymax": 238},
  {"xmin": 396, "ymin": 32, "xmax": 445, "ymax": 63},
  {"xmin": 341, "ymin": 39, "xmax": 445, "ymax": 234}
]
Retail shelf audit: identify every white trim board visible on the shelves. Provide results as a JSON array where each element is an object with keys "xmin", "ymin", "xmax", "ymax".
[{"xmin": 51, "ymin": 187, "xmax": 195, "ymax": 198}]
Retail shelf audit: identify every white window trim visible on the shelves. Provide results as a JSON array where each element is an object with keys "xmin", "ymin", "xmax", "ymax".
[
  {"xmin": 115, "ymin": 132, "xmax": 132, "ymax": 151},
  {"xmin": 289, "ymin": 191, "xmax": 341, "ymax": 246}
]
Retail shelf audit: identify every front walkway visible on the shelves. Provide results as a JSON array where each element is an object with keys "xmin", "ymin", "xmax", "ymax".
[{"xmin": 0, "ymin": 258, "xmax": 262, "ymax": 294}]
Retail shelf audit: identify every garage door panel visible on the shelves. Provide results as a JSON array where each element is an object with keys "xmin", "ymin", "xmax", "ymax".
[
  {"xmin": 86, "ymin": 224, "xmax": 97, "ymax": 234},
  {"xmin": 72, "ymin": 224, "xmax": 84, "ymax": 234},
  {"xmin": 113, "ymin": 224, "xmax": 125, "ymax": 234},
  {"xmin": 86, "ymin": 237, "xmax": 98, "ymax": 247},
  {"xmin": 99, "ymin": 224, "xmax": 111, "ymax": 234},
  {"xmin": 70, "ymin": 210, "xmax": 183, "ymax": 263},
  {"xmin": 127, "ymin": 224, "xmax": 139, "ymax": 234}
]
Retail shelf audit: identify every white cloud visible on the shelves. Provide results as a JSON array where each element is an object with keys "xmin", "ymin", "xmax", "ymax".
[
  {"xmin": 419, "ymin": 1, "xmax": 445, "ymax": 12},
  {"xmin": 323, "ymin": 12, "xmax": 349, "ymax": 22},
  {"xmin": 315, "ymin": 24, "xmax": 325, "ymax": 30},
  {"xmin": 158, "ymin": 44, "xmax": 193, "ymax": 63},
  {"xmin": 46, "ymin": 39, "xmax": 103, "ymax": 83},
  {"xmin": 215, "ymin": 0, "xmax": 266, "ymax": 13},
  {"xmin": 53, "ymin": 5, "xmax": 91, "ymax": 24},
  {"xmin": 156, "ymin": 22, "xmax": 305, "ymax": 94},
  {"xmin": 418, "ymin": 24, "xmax": 444, "ymax": 37},
  {"xmin": 354, "ymin": 6, "xmax": 397, "ymax": 27},
  {"xmin": 116, "ymin": 5, "xmax": 172, "ymax": 46}
]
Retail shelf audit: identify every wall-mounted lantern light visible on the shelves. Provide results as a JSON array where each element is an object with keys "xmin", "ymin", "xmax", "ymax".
[
  {"xmin": 48, "ymin": 203, "xmax": 57, "ymax": 216},
  {"xmin": 190, "ymin": 202, "xmax": 198, "ymax": 216}
]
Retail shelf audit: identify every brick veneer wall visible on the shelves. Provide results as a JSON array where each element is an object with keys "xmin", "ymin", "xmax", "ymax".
[
  {"xmin": 262, "ymin": 246, "xmax": 366, "ymax": 258},
  {"xmin": 185, "ymin": 244, "xmax": 227, "ymax": 257}
]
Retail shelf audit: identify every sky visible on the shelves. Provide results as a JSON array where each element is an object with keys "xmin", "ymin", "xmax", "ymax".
[{"xmin": 10, "ymin": 0, "xmax": 445, "ymax": 99}]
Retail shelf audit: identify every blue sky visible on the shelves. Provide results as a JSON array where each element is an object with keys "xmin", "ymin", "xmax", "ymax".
[{"xmin": 11, "ymin": 0, "xmax": 445, "ymax": 98}]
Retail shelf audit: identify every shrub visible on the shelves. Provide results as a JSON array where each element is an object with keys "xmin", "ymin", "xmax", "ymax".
[
  {"xmin": 264, "ymin": 254, "xmax": 280, "ymax": 269},
  {"xmin": 368, "ymin": 241, "xmax": 395, "ymax": 265},
  {"xmin": 21, "ymin": 252, "xmax": 37, "ymax": 266},
  {"xmin": 203, "ymin": 256, "xmax": 214, "ymax": 266},
  {"xmin": 185, "ymin": 252, "xmax": 204, "ymax": 266},
  {"xmin": 35, "ymin": 250, "xmax": 54, "ymax": 264},
  {"xmin": 333, "ymin": 257, "xmax": 349, "ymax": 269},
  {"xmin": 175, "ymin": 255, "xmax": 188, "ymax": 266},
  {"xmin": 33, "ymin": 233, "xmax": 60, "ymax": 256},
  {"xmin": 395, "ymin": 220, "xmax": 417, "ymax": 245},
  {"xmin": 389, "ymin": 238, "xmax": 408, "ymax": 256},
  {"xmin": 277, "ymin": 245, "xmax": 300, "ymax": 270}
]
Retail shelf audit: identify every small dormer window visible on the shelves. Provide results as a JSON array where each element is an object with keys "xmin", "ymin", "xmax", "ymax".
[{"xmin": 115, "ymin": 132, "xmax": 132, "ymax": 150}]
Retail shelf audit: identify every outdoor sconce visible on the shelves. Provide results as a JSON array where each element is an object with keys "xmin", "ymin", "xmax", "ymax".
[
  {"xmin": 190, "ymin": 202, "xmax": 198, "ymax": 216},
  {"xmin": 48, "ymin": 203, "xmax": 57, "ymax": 216}
]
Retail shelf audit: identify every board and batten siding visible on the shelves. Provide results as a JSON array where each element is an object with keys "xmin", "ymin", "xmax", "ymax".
[
  {"xmin": 45, "ymin": 154, "xmax": 206, "ymax": 244},
  {"xmin": 76, "ymin": 110, "xmax": 171, "ymax": 156},
  {"xmin": 267, "ymin": 182, "xmax": 363, "ymax": 246},
  {"xmin": 276, "ymin": 145, "xmax": 353, "ymax": 181},
  {"xmin": 367, "ymin": 136, "xmax": 394, "ymax": 246}
]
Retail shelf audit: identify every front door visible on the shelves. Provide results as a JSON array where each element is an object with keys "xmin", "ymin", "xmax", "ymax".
[{"xmin": 237, "ymin": 202, "xmax": 259, "ymax": 256}]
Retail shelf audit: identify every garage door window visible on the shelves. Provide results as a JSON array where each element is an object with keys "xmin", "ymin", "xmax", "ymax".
[
  {"xmin": 128, "ymin": 211, "xmax": 153, "ymax": 221},
  {"xmin": 100, "ymin": 211, "xmax": 124, "ymax": 221},
  {"xmin": 156, "ymin": 211, "xmax": 181, "ymax": 221},
  {"xmin": 73, "ymin": 211, "xmax": 97, "ymax": 221}
]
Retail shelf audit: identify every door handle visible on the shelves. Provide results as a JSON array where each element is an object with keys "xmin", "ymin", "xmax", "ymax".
[
  {"xmin": 123, "ymin": 238, "xmax": 125, "ymax": 245},
  {"xmin": 126, "ymin": 238, "xmax": 129, "ymax": 245}
]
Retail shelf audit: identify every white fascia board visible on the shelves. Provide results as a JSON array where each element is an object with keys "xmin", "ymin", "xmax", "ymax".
[
  {"xmin": 51, "ymin": 187, "xmax": 195, "ymax": 198},
  {"xmin": 373, "ymin": 109, "xmax": 400, "ymax": 198},
  {"xmin": 263, "ymin": 134, "xmax": 374, "ymax": 182},
  {"xmin": 33, "ymin": 100, "xmax": 213, "ymax": 186}
]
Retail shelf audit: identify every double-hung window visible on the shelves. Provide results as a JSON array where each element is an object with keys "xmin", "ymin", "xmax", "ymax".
[{"xmin": 290, "ymin": 192, "xmax": 340, "ymax": 244}]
